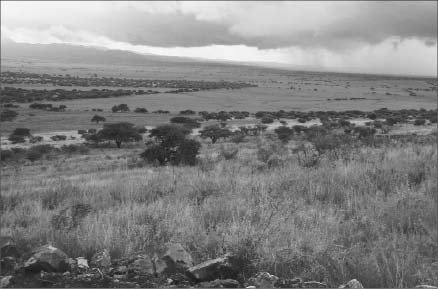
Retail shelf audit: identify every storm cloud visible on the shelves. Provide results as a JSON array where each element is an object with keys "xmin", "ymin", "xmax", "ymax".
[{"xmin": 2, "ymin": 1, "xmax": 436, "ymax": 50}]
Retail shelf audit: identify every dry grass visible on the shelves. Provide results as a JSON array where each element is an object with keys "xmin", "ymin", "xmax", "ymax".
[{"xmin": 1, "ymin": 135, "xmax": 437, "ymax": 287}]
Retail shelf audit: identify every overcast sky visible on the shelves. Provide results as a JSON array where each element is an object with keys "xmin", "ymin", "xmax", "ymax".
[{"xmin": 1, "ymin": 1, "xmax": 437, "ymax": 76}]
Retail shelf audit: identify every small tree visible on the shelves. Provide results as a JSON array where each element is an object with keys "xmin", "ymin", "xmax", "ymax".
[
  {"xmin": 141, "ymin": 124, "xmax": 200, "ymax": 166},
  {"xmin": 12, "ymin": 128, "xmax": 31, "ymax": 137},
  {"xmin": 97, "ymin": 122, "xmax": 142, "ymax": 148},
  {"xmin": 199, "ymin": 125, "xmax": 232, "ymax": 144},
  {"xmin": 274, "ymin": 126, "xmax": 294, "ymax": 143},
  {"xmin": 112, "ymin": 104, "xmax": 130, "ymax": 113},
  {"xmin": 91, "ymin": 115, "xmax": 106, "ymax": 124}
]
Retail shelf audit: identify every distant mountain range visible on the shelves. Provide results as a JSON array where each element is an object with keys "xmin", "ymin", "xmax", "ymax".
[{"xmin": 1, "ymin": 41, "xmax": 208, "ymax": 66}]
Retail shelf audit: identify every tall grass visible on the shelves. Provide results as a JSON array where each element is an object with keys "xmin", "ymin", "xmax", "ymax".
[{"xmin": 1, "ymin": 136, "xmax": 437, "ymax": 287}]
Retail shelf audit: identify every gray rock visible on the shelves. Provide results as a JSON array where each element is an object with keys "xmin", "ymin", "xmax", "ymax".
[
  {"xmin": 24, "ymin": 244, "xmax": 69, "ymax": 273},
  {"xmin": 199, "ymin": 279, "xmax": 240, "ymax": 288},
  {"xmin": 274, "ymin": 277, "xmax": 303, "ymax": 288},
  {"xmin": 0, "ymin": 236, "xmax": 19, "ymax": 258},
  {"xmin": 0, "ymin": 276, "xmax": 13, "ymax": 288},
  {"xmin": 188, "ymin": 253, "xmax": 238, "ymax": 281},
  {"xmin": 247, "ymin": 272, "xmax": 279, "ymax": 288},
  {"xmin": 158, "ymin": 243, "xmax": 193, "ymax": 275},
  {"xmin": 76, "ymin": 257, "xmax": 89, "ymax": 270},
  {"xmin": 90, "ymin": 249, "xmax": 111, "ymax": 269},
  {"xmin": 339, "ymin": 279, "xmax": 364, "ymax": 289}
]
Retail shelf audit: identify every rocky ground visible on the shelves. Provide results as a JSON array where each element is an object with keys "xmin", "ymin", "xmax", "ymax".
[{"xmin": 0, "ymin": 237, "xmax": 435, "ymax": 288}]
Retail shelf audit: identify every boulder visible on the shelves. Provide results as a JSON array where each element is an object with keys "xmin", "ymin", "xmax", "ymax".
[
  {"xmin": 0, "ymin": 236, "xmax": 19, "ymax": 258},
  {"xmin": 339, "ymin": 279, "xmax": 364, "ymax": 289},
  {"xmin": 24, "ymin": 244, "xmax": 69, "ymax": 273},
  {"xmin": 76, "ymin": 257, "xmax": 89, "ymax": 270},
  {"xmin": 199, "ymin": 279, "xmax": 240, "ymax": 288},
  {"xmin": 246, "ymin": 272, "xmax": 279, "ymax": 288},
  {"xmin": 158, "ymin": 243, "xmax": 193, "ymax": 275},
  {"xmin": 127, "ymin": 254, "xmax": 155, "ymax": 276},
  {"xmin": 90, "ymin": 249, "xmax": 111, "ymax": 269},
  {"xmin": 0, "ymin": 276, "xmax": 13, "ymax": 288},
  {"xmin": 274, "ymin": 277, "xmax": 303, "ymax": 288},
  {"xmin": 187, "ymin": 253, "xmax": 238, "ymax": 281}
]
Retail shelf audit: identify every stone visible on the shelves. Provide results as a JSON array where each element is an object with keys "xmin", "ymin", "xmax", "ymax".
[
  {"xmin": 0, "ymin": 276, "xmax": 13, "ymax": 288},
  {"xmin": 90, "ymin": 249, "xmax": 111, "ymax": 269},
  {"xmin": 187, "ymin": 254, "xmax": 238, "ymax": 281},
  {"xmin": 246, "ymin": 272, "xmax": 279, "ymax": 288},
  {"xmin": 199, "ymin": 279, "xmax": 240, "ymax": 288},
  {"xmin": 24, "ymin": 244, "xmax": 69, "ymax": 273},
  {"xmin": 0, "ymin": 236, "xmax": 19, "ymax": 258},
  {"xmin": 128, "ymin": 254, "xmax": 155, "ymax": 276},
  {"xmin": 275, "ymin": 278, "xmax": 303, "ymax": 288},
  {"xmin": 159, "ymin": 243, "xmax": 193, "ymax": 274},
  {"xmin": 76, "ymin": 257, "xmax": 89, "ymax": 270},
  {"xmin": 304, "ymin": 281, "xmax": 328, "ymax": 288},
  {"xmin": 339, "ymin": 279, "xmax": 364, "ymax": 289}
]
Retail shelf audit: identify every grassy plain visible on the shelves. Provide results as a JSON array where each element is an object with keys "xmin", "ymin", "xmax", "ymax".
[{"xmin": 1, "ymin": 59, "xmax": 437, "ymax": 287}]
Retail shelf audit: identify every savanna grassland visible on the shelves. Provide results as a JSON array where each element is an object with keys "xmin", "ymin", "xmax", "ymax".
[
  {"xmin": 1, "ymin": 133, "xmax": 437, "ymax": 288},
  {"xmin": 1, "ymin": 56, "xmax": 438, "ymax": 288}
]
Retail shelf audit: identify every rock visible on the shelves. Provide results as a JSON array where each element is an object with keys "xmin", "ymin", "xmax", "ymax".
[
  {"xmin": 416, "ymin": 286, "xmax": 438, "ymax": 289},
  {"xmin": 274, "ymin": 278, "xmax": 303, "ymax": 288},
  {"xmin": 0, "ymin": 276, "xmax": 13, "ymax": 288},
  {"xmin": 24, "ymin": 244, "xmax": 69, "ymax": 273},
  {"xmin": 76, "ymin": 257, "xmax": 89, "ymax": 270},
  {"xmin": 159, "ymin": 243, "xmax": 193, "ymax": 275},
  {"xmin": 128, "ymin": 254, "xmax": 155, "ymax": 276},
  {"xmin": 246, "ymin": 272, "xmax": 279, "ymax": 288},
  {"xmin": 339, "ymin": 279, "xmax": 364, "ymax": 289},
  {"xmin": 246, "ymin": 286, "xmax": 256, "ymax": 289},
  {"xmin": 304, "ymin": 281, "xmax": 328, "ymax": 288},
  {"xmin": 187, "ymin": 254, "xmax": 238, "ymax": 281},
  {"xmin": 90, "ymin": 249, "xmax": 111, "ymax": 269},
  {"xmin": 199, "ymin": 279, "xmax": 240, "ymax": 288},
  {"xmin": 0, "ymin": 236, "xmax": 19, "ymax": 258}
]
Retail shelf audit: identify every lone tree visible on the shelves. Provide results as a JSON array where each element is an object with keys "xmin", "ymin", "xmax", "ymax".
[
  {"xmin": 141, "ymin": 124, "xmax": 200, "ymax": 166},
  {"xmin": 97, "ymin": 122, "xmax": 142, "ymax": 148},
  {"xmin": 199, "ymin": 125, "xmax": 232, "ymax": 144},
  {"xmin": 91, "ymin": 114, "xmax": 106, "ymax": 124}
]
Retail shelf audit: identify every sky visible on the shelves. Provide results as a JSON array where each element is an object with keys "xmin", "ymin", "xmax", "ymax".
[{"xmin": 1, "ymin": 1, "xmax": 437, "ymax": 76}]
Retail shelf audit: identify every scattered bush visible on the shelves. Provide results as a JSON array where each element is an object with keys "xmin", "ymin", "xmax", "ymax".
[
  {"xmin": 1, "ymin": 109, "xmax": 18, "ymax": 121},
  {"xmin": 134, "ymin": 107, "xmax": 148, "ymax": 113},
  {"xmin": 111, "ymin": 104, "xmax": 130, "ymax": 113},
  {"xmin": 414, "ymin": 119, "xmax": 426, "ymax": 126},
  {"xmin": 199, "ymin": 125, "xmax": 232, "ymax": 144},
  {"xmin": 91, "ymin": 114, "xmax": 106, "ymax": 123}
]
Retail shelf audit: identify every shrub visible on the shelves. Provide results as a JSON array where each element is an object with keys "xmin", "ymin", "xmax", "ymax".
[
  {"xmin": 261, "ymin": 116, "xmax": 274, "ymax": 124},
  {"xmin": 414, "ymin": 119, "xmax": 426, "ymax": 126},
  {"xmin": 173, "ymin": 139, "xmax": 201, "ymax": 166},
  {"xmin": 180, "ymin": 109, "xmax": 196, "ymax": 115},
  {"xmin": 8, "ymin": 135, "xmax": 26, "ymax": 144},
  {"xmin": 1, "ymin": 150, "xmax": 15, "ymax": 161},
  {"xmin": 199, "ymin": 125, "xmax": 232, "ymax": 144},
  {"xmin": 29, "ymin": 136, "xmax": 43, "ymax": 143},
  {"xmin": 297, "ymin": 118, "xmax": 307, "ymax": 123},
  {"xmin": 91, "ymin": 114, "xmax": 106, "ymax": 123},
  {"xmin": 111, "ymin": 104, "xmax": 129, "ymax": 112},
  {"xmin": 1, "ymin": 109, "xmax": 18, "ymax": 121},
  {"xmin": 134, "ymin": 107, "xmax": 148, "ymax": 113},
  {"xmin": 274, "ymin": 126, "xmax": 294, "ymax": 143},
  {"xmin": 26, "ymin": 150, "xmax": 43, "ymax": 162},
  {"xmin": 50, "ymin": 135, "xmax": 67, "ymax": 141},
  {"xmin": 219, "ymin": 144, "xmax": 239, "ymax": 160},
  {"xmin": 170, "ymin": 116, "xmax": 201, "ymax": 129},
  {"xmin": 12, "ymin": 128, "xmax": 31, "ymax": 137}
]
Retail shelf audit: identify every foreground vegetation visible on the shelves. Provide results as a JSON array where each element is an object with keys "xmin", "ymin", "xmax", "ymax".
[{"xmin": 1, "ymin": 126, "xmax": 437, "ymax": 287}]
